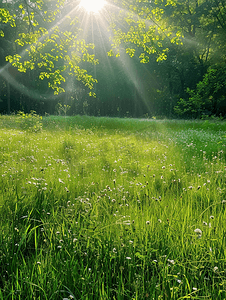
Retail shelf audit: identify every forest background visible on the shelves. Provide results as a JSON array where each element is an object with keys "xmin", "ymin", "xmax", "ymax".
[{"xmin": 0, "ymin": 0, "xmax": 226, "ymax": 119}]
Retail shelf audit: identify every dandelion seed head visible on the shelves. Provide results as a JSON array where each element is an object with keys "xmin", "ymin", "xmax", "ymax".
[
  {"xmin": 213, "ymin": 266, "xmax": 219, "ymax": 273},
  {"xmin": 194, "ymin": 228, "xmax": 202, "ymax": 236},
  {"xmin": 59, "ymin": 178, "xmax": 64, "ymax": 184},
  {"xmin": 167, "ymin": 259, "xmax": 175, "ymax": 264}
]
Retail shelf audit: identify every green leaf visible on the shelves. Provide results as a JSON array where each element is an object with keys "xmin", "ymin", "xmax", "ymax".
[
  {"xmin": 126, "ymin": 48, "xmax": 136, "ymax": 57},
  {"xmin": 139, "ymin": 53, "xmax": 149, "ymax": 63},
  {"xmin": 107, "ymin": 50, "xmax": 114, "ymax": 57}
]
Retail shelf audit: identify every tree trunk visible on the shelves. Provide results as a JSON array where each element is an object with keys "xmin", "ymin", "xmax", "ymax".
[{"xmin": 7, "ymin": 81, "xmax": 10, "ymax": 114}]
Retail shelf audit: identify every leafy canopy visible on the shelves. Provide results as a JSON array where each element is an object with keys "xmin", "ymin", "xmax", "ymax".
[{"xmin": 1, "ymin": 0, "xmax": 98, "ymax": 96}]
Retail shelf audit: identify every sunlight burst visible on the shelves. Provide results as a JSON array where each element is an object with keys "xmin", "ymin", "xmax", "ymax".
[{"xmin": 80, "ymin": 0, "xmax": 106, "ymax": 13}]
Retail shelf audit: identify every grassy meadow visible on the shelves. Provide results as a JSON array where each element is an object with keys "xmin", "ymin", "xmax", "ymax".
[{"xmin": 0, "ymin": 114, "xmax": 226, "ymax": 299}]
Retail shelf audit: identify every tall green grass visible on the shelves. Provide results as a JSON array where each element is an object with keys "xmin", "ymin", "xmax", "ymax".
[{"xmin": 0, "ymin": 115, "xmax": 226, "ymax": 299}]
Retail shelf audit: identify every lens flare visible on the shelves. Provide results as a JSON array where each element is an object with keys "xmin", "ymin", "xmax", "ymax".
[{"xmin": 80, "ymin": 0, "xmax": 106, "ymax": 13}]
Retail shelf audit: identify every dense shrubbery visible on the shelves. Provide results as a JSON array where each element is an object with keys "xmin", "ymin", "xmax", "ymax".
[{"xmin": 175, "ymin": 64, "xmax": 226, "ymax": 118}]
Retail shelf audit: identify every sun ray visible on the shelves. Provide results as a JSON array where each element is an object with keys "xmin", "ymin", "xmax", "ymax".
[{"xmin": 0, "ymin": 0, "xmax": 182, "ymax": 117}]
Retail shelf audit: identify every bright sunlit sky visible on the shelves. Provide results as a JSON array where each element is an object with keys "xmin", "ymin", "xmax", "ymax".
[{"xmin": 80, "ymin": 0, "xmax": 106, "ymax": 13}]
